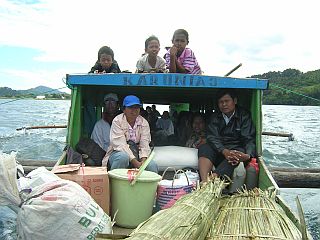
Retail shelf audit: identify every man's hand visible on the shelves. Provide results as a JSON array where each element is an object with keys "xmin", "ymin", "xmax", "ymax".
[
  {"xmin": 222, "ymin": 149, "xmax": 250, "ymax": 166},
  {"xmin": 232, "ymin": 150, "xmax": 250, "ymax": 162}
]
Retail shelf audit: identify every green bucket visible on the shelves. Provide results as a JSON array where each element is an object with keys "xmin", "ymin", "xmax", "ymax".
[{"xmin": 108, "ymin": 169, "xmax": 161, "ymax": 228}]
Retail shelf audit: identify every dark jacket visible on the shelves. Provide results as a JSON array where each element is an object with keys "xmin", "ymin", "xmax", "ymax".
[
  {"xmin": 207, "ymin": 106, "xmax": 256, "ymax": 157},
  {"xmin": 89, "ymin": 60, "xmax": 121, "ymax": 73}
]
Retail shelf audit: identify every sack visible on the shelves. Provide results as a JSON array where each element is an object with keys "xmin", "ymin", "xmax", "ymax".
[
  {"xmin": 75, "ymin": 138, "xmax": 106, "ymax": 166},
  {"xmin": 17, "ymin": 178, "xmax": 112, "ymax": 240},
  {"xmin": 17, "ymin": 167, "xmax": 61, "ymax": 196},
  {"xmin": 156, "ymin": 168, "xmax": 194, "ymax": 210},
  {"xmin": 66, "ymin": 146, "xmax": 83, "ymax": 164},
  {"xmin": 0, "ymin": 152, "xmax": 20, "ymax": 206},
  {"xmin": 153, "ymin": 146, "xmax": 198, "ymax": 171}
]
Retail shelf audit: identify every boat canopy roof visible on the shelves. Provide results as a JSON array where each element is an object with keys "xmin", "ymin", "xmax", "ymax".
[
  {"xmin": 66, "ymin": 73, "xmax": 268, "ymax": 156},
  {"xmin": 66, "ymin": 73, "xmax": 268, "ymax": 105}
]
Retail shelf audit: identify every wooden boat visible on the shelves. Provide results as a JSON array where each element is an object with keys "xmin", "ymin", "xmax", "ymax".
[{"xmin": 63, "ymin": 73, "xmax": 309, "ymax": 238}]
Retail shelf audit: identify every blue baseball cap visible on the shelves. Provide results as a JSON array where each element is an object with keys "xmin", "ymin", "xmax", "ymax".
[{"xmin": 123, "ymin": 95, "xmax": 142, "ymax": 107}]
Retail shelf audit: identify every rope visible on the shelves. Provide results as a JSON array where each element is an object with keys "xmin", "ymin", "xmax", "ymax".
[
  {"xmin": 208, "ymin": 233, "xmax": 288, "ymax": 239},
  {"xmin": 129, "ymin": 231, "xmax": 163, "ymax": 239},
  {"xmin": 180, "ymin": 202, "xmax": 209, "ymax": 223},
  {"xmin": 221, "ymin": 207, "xmax": 277, "ymax": 211},
  {"xmin": 270, "ymin": 83, "xmax": 320, "ymax": 104},
  {"xmin": 0, "ymin": 86, "xmax": 67, "ymax": 106}
]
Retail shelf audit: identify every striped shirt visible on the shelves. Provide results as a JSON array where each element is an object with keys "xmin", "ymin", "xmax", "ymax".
[{"xmin": 165, "ymin": 48, "xmax": 201, "ymax": 74}]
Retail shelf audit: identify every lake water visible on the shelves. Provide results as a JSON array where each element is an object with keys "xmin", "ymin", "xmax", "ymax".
[{"xmin": 0, "ymin": 99, "xmax": 319, "ymax": 239}]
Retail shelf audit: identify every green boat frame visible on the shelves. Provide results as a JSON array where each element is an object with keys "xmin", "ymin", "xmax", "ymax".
[{"xmin": 64, "ymin": 73, "xmax": 309, "ymax": 238}]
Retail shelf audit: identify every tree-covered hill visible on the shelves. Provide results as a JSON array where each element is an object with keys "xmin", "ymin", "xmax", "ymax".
[
  {"xmin": 251, "ymin": 68, "xmax": 320, "ymax": 105},
  {"xmin": 0, "ymin": 86, "xmax": 70, "ymax": 99}
]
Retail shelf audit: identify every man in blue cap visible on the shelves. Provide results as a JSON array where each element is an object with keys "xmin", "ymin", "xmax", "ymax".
[{"xmin": 102, "ymin": 95, "xmax": 158, "ymax": 173}]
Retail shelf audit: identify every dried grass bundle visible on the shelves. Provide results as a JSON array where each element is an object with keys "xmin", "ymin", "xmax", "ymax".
[
  {"xmin": 208, "ymin": 189, "xmax": 302, "ymax": 240},
  {"xmin": 127, "ymin": 179, "xmax": 227, "ymax": 240}
]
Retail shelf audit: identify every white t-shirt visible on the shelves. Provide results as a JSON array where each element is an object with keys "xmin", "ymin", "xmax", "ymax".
[
  {"xmin": 91, "ymin": 119, "xmax": 111, "ymax": 151},
  {"xmin": 156, "ymin": 118, "xmax": 174, "ymax": 136},
  {"xmin": 136, "ymin": 54, "xmax": 166, "ymax": 72}
]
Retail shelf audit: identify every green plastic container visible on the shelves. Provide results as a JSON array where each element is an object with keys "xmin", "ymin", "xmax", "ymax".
[{"xmin": 108, "ymin": 169, "xmax": 161, "ymax": 228}]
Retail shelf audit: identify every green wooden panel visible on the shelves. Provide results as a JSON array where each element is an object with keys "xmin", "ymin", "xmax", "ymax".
[
  {"xmin": 67, "ymin": 86, "xmax": 82, "ymax": 148},
  {"xmin": 258, "ymin": 157, "xmax": 279, "ymax": 191}
]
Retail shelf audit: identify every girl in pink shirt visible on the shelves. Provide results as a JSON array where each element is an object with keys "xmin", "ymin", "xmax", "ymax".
[{"xmin": 165, "ymin": 29, "xmax": 202, "ymax": 74}]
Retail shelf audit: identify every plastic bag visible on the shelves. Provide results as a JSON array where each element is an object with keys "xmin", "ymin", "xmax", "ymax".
[
  {"xmin": 17, "ymin": 178, "xmax": 112, "ymax": 240},
  {"xmin": 0, "ymin": 152, "xmax": 20, "ymax": 206},
  {"xmin": 153, "ymin": 146, "xmax": 198, "ymax": 171}
]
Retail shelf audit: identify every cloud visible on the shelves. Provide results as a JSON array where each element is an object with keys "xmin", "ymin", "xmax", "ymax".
[{"xmin": 0, "ymin": 0, "xmax": 320, "ymax": 89}]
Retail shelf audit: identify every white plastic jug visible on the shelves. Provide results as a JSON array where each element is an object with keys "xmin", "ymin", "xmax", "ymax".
[{"xmin": 229, "ymin": 162, "xmax": 246, "ymax": 193}]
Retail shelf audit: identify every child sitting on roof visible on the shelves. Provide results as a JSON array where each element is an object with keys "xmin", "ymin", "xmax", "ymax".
[
  {"xmin": 165, "ymin": 29, "xmax": 202, "ymax": 74},
  {"xmin": 89, "ymin": 46, "xmax": 121, "ymax": 74},
  {"xmin": 136, "ymin": 35, "xmax": 167, "ymax": 73}
]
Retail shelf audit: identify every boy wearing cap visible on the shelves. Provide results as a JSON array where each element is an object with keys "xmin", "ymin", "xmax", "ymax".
[
  {"xmin": 91, "ymin": 93, "xmax": 120, "ymax": 151},
  {"xmin": 103, "ymin": 95, "xmax": 158, "ymax": 173}
]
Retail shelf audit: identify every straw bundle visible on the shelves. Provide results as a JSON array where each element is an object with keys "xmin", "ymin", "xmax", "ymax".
[
  {"xmin": 127, "ymin": 179, "xmax": 227, "ymax": 240},
  {"xmin": 207, "ymin": 189, "xmax": 302, "ymax": 240}
]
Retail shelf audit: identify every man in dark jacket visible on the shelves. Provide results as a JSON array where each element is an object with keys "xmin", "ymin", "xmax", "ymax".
[{"xmin": 198, "ymin": 90, "xmax": 256, "ymax": 182}]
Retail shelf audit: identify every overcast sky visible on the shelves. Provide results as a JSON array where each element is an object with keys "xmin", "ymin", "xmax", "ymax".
[{"xmin": 1, "ymin": 0, "xmax": 319, "ymax": 91}]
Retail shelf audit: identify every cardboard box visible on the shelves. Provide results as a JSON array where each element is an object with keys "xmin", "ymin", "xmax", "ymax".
[{"xmin": 52, "ymin": 164, "xmax": 110, "ymax": 214}]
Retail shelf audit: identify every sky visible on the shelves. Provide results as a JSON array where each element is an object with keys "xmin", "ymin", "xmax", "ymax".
[{"xmin": 0, "ymin": 0, "xmax": 319, "ymax": 92}]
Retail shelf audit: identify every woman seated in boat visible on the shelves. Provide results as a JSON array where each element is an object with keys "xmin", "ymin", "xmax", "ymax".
[
  {"xmin": 89, "ymin": 46, "xmax": 121, "ymax": 74},
  {"xmin": 165, "ymin": 29, "xmax": 202, "ymax": 74},
  {"xmin": 136, "ymin": 35, "xmax": 167, "ymax": 73},
  {"xmin": 102, "ymin": 95, "xmax": 158, "ymax": 173},
  {"xmin": 185, "ymin": 113, "xmax": 206, "ymax": 149},
  {"xmin": 198, "ymin": 90, "xmax": 256, "ymax": 182}
]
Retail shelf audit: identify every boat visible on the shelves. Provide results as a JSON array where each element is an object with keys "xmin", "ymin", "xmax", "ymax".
[{"xmin": 62, "ymin": 73, "xmax": 308, "ymax": 238}]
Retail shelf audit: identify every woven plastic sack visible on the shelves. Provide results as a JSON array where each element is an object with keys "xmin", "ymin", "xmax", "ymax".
[
  {"xmin": 0, "ymin": 152, "xmax": 20, "ymax": 206},
  {"xmin": 156, "ymin": 168, "xmax": 194, "ymax": 210},
  {"xmin": 17, "ymin": 179, "xmax": 112, "ymax": 240}
]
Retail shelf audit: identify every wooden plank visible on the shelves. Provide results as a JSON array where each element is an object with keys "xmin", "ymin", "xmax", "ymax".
[
  {"xmin": 296, "ymin": 196, "xmax": 308, "ymax": 240},
  {"xmin": 270, "ymin": 167, "xmax": 320, "ymax": 173},
  {"xmin": 271, "ymin": 171, "xmax": 320, "ymax": 188},
  {"xmin": 18, "ymin": 159, "xmax": 57, "ymax": 167}
]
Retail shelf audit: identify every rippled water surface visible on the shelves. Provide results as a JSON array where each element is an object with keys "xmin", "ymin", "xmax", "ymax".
[{"xmin": 0, "ymin": 100, "xmax": 319, "ymax": 238}]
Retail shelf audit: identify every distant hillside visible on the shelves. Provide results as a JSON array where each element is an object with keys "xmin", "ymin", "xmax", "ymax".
[
  {"xmin": 0, "ymin": 87, "xmax": 19, "ymax": 97},
  {"xmin": 251, "ymin": 68, "xmax": 320, "ymax": 105},
  {"xmin": 0, "ymin": 86, "xmax": 70, "ymax": 99},
  {"xmin": 19, "ymin": 85, "xmax": 63, "ymax": 95}
]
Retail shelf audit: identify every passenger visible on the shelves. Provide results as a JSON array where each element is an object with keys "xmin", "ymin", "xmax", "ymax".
[
  {"xmin": 103, "ymin": 95, "xmax": 158, "ymax": 173},
  {"xmin": 154, "ymin": 111, "xmax": 175, "ymax": 146},
  {"xmin": 151, "ymin": 104, "xmax": 161, "ymax": 118},
  {"xmin": 156, "ymin": 111, "xmax": 174, "ymax": 135},
  {"xmin": 176, "ymin": 111, "xmax": 193, "ymax": 146},
  {"xmin": 165, "ymin": 29, "xmax": 201, "ymax": 74},
  {"xmin": 91, "ymin": 93, "xmax": 120, "ymax": 151},
  {"xmin": 185, "ymin": 113, "xmax": 206, "ymax": 149},
  {"xmin": 145, "ymin": 106, "xmax": 157, "ymax": 131},
  {"xmin": 198, "ymin": 90, "xmax": 256, "ymax": 182},
  {"xmin": 89, "ymin": 46, "xmax": 121, "ymax": 74},
  {"xmin": 136, "ymin": 35, "xmax": 166, "ymax": 73}
]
